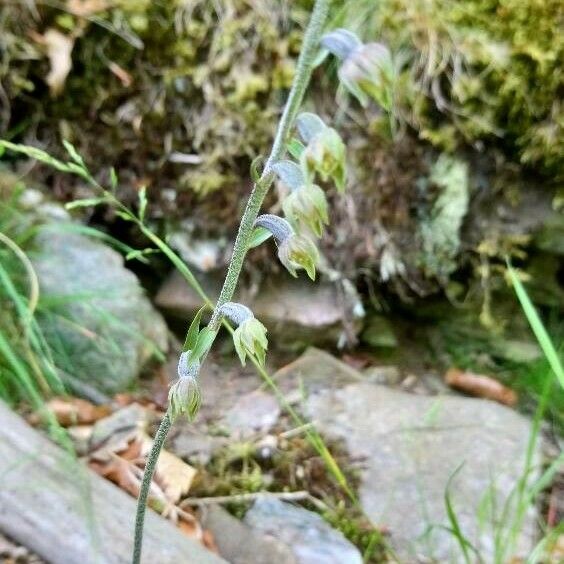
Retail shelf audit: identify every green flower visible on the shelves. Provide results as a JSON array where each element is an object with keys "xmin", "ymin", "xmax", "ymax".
[
  {"xmin": 255, "ymin": 214, "xmax": 320, "ymax": 280},
  {"xmin": 219, "ymin": 302, "xmax": 268, "ymax": 366},
  {"xmin": 323, "ymin": 30, "xmax": 395, "ymax": 110},
  {"xmin": 301, "ymin": 126, "xmax": 346, "ymax": 192},
  {"xmin": 282, "ymin": 183, "xmax": 329, "ymax": 237},
  {"xmin": 233, "ymin": 317, "xmax": 268, "ymax": 366},
  {"xmin": 168, "ymin": 352, "xmax": 202, "ymax": 421},
  {"xmin": 278, "ymin": 232, "xmax": 319, "ymax": 280}
]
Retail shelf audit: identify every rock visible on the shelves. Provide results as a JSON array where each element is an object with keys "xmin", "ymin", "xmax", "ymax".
[
  {"xmin": 250, "ymin": 278, "xmax": 347, "ymax": 347},
  {"xmin": 32, "ymin": 227, "xmax": 168, "ymax": 395},
  {"xmin": 155, "ymin": 272, "xmax": 349, "ymax": 347},
  {"xmin": 305, "ymin": 380, "xmax": 539, "ymax": 561},
  {"xmin": 273, "ymin": 348, "xmax": 362, "ymax": 397},
  {"xmin": 362, "ymin": 365, "xmax": 402, "ymax": 386},
  {"xmin": 244, "ymin": 499, "xmax": 362, "ymax": 564},
  {"xmin": 170, "ymin": 427, "xmax": 228, "ymax": 466},
  {"xmin": 155, "ymin": 270, "xmax": 222, "ymax": 317},
  {"xmin": 200, "ymin": 505, "xmax": 295, "ymax": 564},
  {"xmin": 360, "ymin": 315, "xmax": 398, "ymax": 349},
  {"xmin": 221, "ymin": 390, "xmax": 281, "ymax": 438},
  {"xmin": 0, "ymin": 401, "xmax": 223, "ymax": 564}
]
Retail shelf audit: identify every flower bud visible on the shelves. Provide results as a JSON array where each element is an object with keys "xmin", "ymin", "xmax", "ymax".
[
  {"xmin": 282, "ymin": 183, "xmax": 329, "ymax": 237},
  {"xmin": 278, "ymin": 233, "xmax": 319, "ymax": 280},
  {"xmin": 168, "ymin": 351, "xmax": 202, "ymax": 421},
  {"xmin": 301, "ymin": 127, "xmax": 346, "ymax": 192},
  {"xmin": 338, "ymin": 42, "xmax": 395, "ymax": 110}
]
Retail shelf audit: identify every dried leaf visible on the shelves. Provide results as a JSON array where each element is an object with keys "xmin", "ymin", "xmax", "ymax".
[
  {"xmin": 66, "ymin": 0, "xmax": 109, "ymax": 16},
  {"xmin": 34, "ymin": 397, "xmax": 110, "ymax": 427},
  {"xmin": 43, "ymin": 29, "xmax": 74, "ymax": 96},
  {"xmin": 141, "ymin": 433, "xmax": 197, "ymax": 504},
  {"xmin": 445, "ymin": 368, "xmax": 518, "ymax": 406}
]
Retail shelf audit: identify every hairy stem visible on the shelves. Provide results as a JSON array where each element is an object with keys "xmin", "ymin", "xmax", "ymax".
[
  {"xmin": 132, "ymin": 1, "xmax": 328, "ymax": 561},
  {"xmin": 132, "ymin": 412, "xmax": 171, "ymax": 564}
]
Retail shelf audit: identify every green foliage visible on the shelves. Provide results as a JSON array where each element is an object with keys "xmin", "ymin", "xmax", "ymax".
[
  {"xmin": 0, "ymin": 179, "xmax": 65, "ymax": 407},
  {"xmin": 335, "ymin": 0, "xmax": 564, "ymax": 176}
]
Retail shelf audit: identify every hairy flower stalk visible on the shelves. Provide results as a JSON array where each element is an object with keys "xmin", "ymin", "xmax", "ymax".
[{"xmin": 132, "ymin": 1, "xmax": 330, "ymax": 562}]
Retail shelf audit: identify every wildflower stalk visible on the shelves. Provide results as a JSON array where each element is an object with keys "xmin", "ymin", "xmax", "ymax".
[{"xmin": 132, "ymin": 1, "xmax": 329, "ymax": 561}]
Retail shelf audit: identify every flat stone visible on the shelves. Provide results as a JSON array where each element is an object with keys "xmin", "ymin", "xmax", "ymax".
[
  {"xmin": 155, "ymin": 270, "xmax": 222, "ymax": 318},
  {"xmin": 305, "ymin": 382, "xmax": 539, "ymax": 561},
  {"xmin": 155, "ymin": 272, "xmax": 348, "ymax": 347},
  {"xmin": 221, "ymin": 390, "xmax": 281, "ymax": 438},
  {"xmin": 32, "ymin": 227, "xmax": 168, "ymax": 394},
  {"xmin": 244, "ymin": 498, "xmax": 362, "ymax": 564},
  {"xmin": 201, "ymin": 505, "xmax": 295, "ymax": 564},
  {"xmin": 273, "ymin": 347, "xmax": 362, "ymax": 396}
]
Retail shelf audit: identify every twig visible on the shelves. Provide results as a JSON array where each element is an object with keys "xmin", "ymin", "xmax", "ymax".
[{"xmin": 180, "ymin": 490, "xmax": 329, "ymax": 512}]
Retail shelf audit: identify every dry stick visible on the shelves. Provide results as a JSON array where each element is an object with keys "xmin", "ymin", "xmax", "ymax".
[
  {"xmin": 180, "ymin": 491, "xmax": 328, "ymax": 512},
  {"xmin": 131, "ymin": 2, "xmax": 329, "ymax": 562}
]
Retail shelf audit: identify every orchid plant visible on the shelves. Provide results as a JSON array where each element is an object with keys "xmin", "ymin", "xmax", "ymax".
[{"xmin": 0, "ymin": 2, "xmax": 393, "ymax": 560}]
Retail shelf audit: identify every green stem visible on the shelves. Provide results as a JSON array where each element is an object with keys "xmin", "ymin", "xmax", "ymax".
[
  {"xmin": 132, "ymin": 2, "xmax": 328, "ymax": 561},
  {"xmin": 132, "ymin": 412, "xmax": 172, "ymax": 564}
]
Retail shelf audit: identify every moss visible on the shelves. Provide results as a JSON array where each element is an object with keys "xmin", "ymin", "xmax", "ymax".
[{"xmin": 336, "ymin": 0, "xmax": 563, "ymax": 177}]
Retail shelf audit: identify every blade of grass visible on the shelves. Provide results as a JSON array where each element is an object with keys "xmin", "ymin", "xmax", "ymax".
[{"xmin": 507, "ymin": 263, "xmax": 563, "ymax": 389}]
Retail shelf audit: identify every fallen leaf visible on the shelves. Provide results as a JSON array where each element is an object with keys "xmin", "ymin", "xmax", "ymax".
[
  {"xmin": 445, "ymin": 368, "xmax": 518, "ymax": 406},
  {"xmin": 67, "ymin": 0, "xmax": 109, "ymax": 16},
  {"xmin": 141, "ymin": 433, "xmax": 197, "ymax": 504},
  {"xmin": 43, "ymin": 29, "xmax": 74, "ymax": 96},
  {"xmin": 32, "ymin": 397, "xmax": 110, "ymax": 426},
  {"xmin": 109, "ymin": 62, "xmax": 133, "ymax": 87}
]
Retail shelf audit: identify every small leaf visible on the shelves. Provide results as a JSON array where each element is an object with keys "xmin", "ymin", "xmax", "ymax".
[
  {"xmin": 287, "ymin": 138, "xmax": 306, "ymax": 160},
  {"xmin": 182, "ymin": 305, "xmax": 207, "ymax": 352},
  {"xmin": 62, "ymin": 139, "xmax": 85, "ymax": 167},
  {"xmin": 296, "ymin": 112, "xmax": 326, "ymax": 143},
  {"xmin": 114, "ymin": 210, "xmax": 134, "ymax": 222},
  {"xmin": 191, "ymin": 327, "xmax": 216, "ymax": 360},
  {"xmin": 138, "ymin": 186, "xmax": 148, "ymax": 222},
  {"xmin": 110, "ymin": 167, "xmax": 118, "ymax": 191},
  {"xmin": 250, "ymin": 155, "xmax": 265, "ymax": 182},
  {"xmin": 272, "ymin": 160, "xmax": 304, "ymax": 190},
  {"xmin": 248, "ymin": 226, "xmax": 273, "ymax": 249},
  {"xmin": 65, "ymin": 197, "xmax": 108, "ymax": 210},
  {"xmin": 124, "ymin": 248, "xmax": 157, "ymax": 264}
]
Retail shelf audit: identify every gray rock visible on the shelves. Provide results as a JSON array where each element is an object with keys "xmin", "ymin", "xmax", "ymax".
[
  {"xmin": 244, "ymin": 498, "xmax": 362, "ymax": 564},
  {"xmin": 362, "ymin": 365, "xmax": 402, "ymax": 386},
  {"xmin": 201, "ymin": 505, "xmax": 295, "ymax": 564},
  {"xmin": 155, "ymin": 272, "xmax": 349, "ymax": 347},
  {"xmin": 251, "ymin": 278, "xmax": 346, "ymax": 347},
  {"xmin": 32, "ymin": 227, "xmax": 168, "ymax": 394},
  {"xmin": 305, "ymin": 381, "xmax": 539, "ymax": 561},
  {"xmin": 273, "ymin": 347, "xmax": 362, "ymax": 397},
  {"xmin": 155, "ymin": 270, "xmax": 222, "ymax": 317},
  {"xmin": 221, "ymin": 390, "xmax": 281, "ymax": 438}
]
